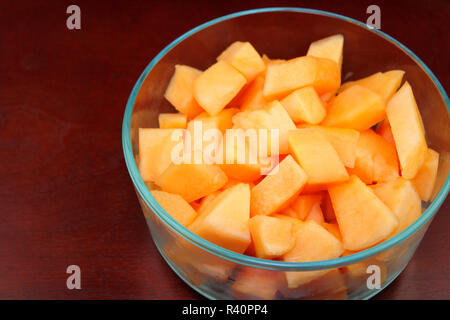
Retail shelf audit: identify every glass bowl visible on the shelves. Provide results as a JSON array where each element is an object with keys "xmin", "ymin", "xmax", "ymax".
[{"xmin": 122, "ymin": 8, "xmax": 450, "ymax": 300}]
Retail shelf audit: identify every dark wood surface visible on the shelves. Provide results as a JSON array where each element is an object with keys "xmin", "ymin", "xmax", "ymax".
[{"xmin": 0, "ymin": 0, "xmax": 448, "ymax": 300}]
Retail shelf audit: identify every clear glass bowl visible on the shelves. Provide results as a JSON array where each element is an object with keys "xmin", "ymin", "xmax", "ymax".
[{"xmin": 122, "ymin": 8, "xmax": 450, "ymax": 300}]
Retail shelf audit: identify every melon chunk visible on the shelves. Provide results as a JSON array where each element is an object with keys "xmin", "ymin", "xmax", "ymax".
[
  {"xmin": 138, "ymin": 128, "xmax": 183, "ymax": 182},
  {"xmin": 155, "ymin": 163, "xmax": 228, "ymax": 202},
  {"xmin": 376, "ymin": 119, "xmax": 395, "ymax": 145},
  {"xmin": 348, "ymin": 129, "xmax": 399, "ymax": 184},
  {"xmin": 232, "ymin": 100, "xmax": 296, "ymax": 154},
  {"xmin": 297, "ymin": 125, "xmax": 360, "ymax": 168},
  {"xmin": 306, "ymin": 202, "xmax": 325, "ymax": 225},
  {"xmin": 217, "ymin": 41, "xmax": 265, "ymax": 82},
  {"xmin": 289, "ymin": 129, "xmax": 349, "ymax": 186},
  {"xmin": 371, "ymin": 178, "xmax": 421, "ymax": 237},
  {"xmin": 264, "ymin": 56, "xmax": 341, "ymax": 100},
  {"xmin": 164, "ymin": 65, "xmax": 203, "ymax": 117},
  {"xmin": 322, "ymin": 222, "xmax": 342, "ymax": 241},
  {"xmin": 328, "ymin": 175, "xmax": 398, "ymax": 251},
  {"xmin": 150, "ymin": 190, "xmax": 197, "ymax": 227},
  {"xmin": 281, "ymin": 193, "xmax": 323, "ymax": 220},
  {"xmin": 283, "ymin": 221, "xmax": 344, "ymax": 288},
  {"xmin": 322, "ymin": 85, "xmax": 385, "ymax": 130},
  {"xmin": 232, "ymin": 267, "xmax": 281, "ymax": 300},
  {"xmin": 236, "ymin": 75, "xmax": 267, "ymax": 110},
  {"xmin": 411, "ymin": 148, "xmax": 439, "ymax": 201},
  {"xmin": 251, "ymin": 155, "xmax": 308, "ymax": 216},
  {"xmin": 189, "ymin": 183, "xmax": 251, "ymax": 253},
  {"xmin": 249, "ymin": 215, "xmax": 295, "ymax": 259},
  {"xmin": 280, "ymin": 86, "xmax": 326, "ymax": 124},
  {"xmin": 158, "ymin": 113, "xmax": 187, "ymax": 129},
  {"xmin": 387, "ymin": 82, "xmax": 428, "ymax": 179},
  {"xmin": 194, "ymin": 60, "xmax": 247, "ymax": 116},
  {"xmin": 307, "ymin": 34, "xmax": 344, "ymax": 68}
]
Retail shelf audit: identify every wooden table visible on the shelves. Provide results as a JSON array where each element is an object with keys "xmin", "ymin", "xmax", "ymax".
[{"xmin": 0, "ymin": 0, "xmax": 448, "ymax": 299}]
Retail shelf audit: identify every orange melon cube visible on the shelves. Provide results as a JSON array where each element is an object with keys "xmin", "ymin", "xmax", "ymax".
[
  {"xmin": 164, "ymin": 65, "xmax": 204, "ymax": 117},
  {"xmin": 189, "ymin": 108, "xmax": 239, "ymax": 133},
  {"xmin": 280, "ymin": 86, "xmax": 326, "ymax": 124},
  {"xmin": 307, "ymin": 34, "xmax": 344, "ymax": 68},
  {"xmin": 376, "ymin": 119, "xmax": 395, "ymax": 145},
  {"xmin": 322, "ymin": 85, "xmax": 385, "ymax": 130},
  {"xmin": 322, "ymin": 222, "xmax": 342, "ymax": 241},
  {"xmin": 150, "ymin": 190, "xmax": 197, "ymax": 227},
  {"xmin": 371, "ymin": 178, "xmax": 421, "ymax": 237},
  {"xmin": 217, "ymin": 41, "xmax": 265, "ymax": 82},
  {"xmin": 249, "ymin": 215, "xmax": 295, "ymax": 259},
  {"xmin": 328, "ymin": 175, "xmax": 398, "ymax": 251},
  {"xmin": 232, "ymin": 100, "xmax": 297, "ymax": 154},
  {"xmin": 158, "ymin": 113, "xmax": 187, "ymax": 129},
  {"xmin": 189, "ymin": 183, "xmax": 251, "ymax": 253},
  {"xmin": 155, "ymin": 163, "xmax": 228, "ymax": 202},
  {"xmin": 251, "ymin": 155, "xmax": 308, "ymax": 216},
  {"xmin": 194, "ymin": 60, "xmax": 247, "ymax": 116},
  {"xmin": 138, "ymin": 128, "xmax": 183, "ymax": 182},
  {"xmin": 263, "ymin": 56, "xmax": 341, "ymax": 100},
  {"xmin": 289, "ymin": 129, "xmax": 349, "ymax": 186},
  {"xmin": 197, "ymin": 191, "xmax": 221, "ymax": 215},
  {"xmin": 283, "ymin": 220, "xmax": 344, "ymax": 288},
  {"xmin": 281, "ymin": 193, "xmax": 323, "ymax": 220},
  {"xmin": 386, "ymin": 82, "xmax": 428, "ymax": 179},
  {"xmin": 232, "ymin": 267, "xmax": 282, "ymax": 300},
  {"xmin": 411, "ymin": 148, "xmax": 439, "ymax": 201},
  {"xmin": 305, "ymin": 202, "xmax": 325, "ymax": 225},
  {"xmin": 236, "ymin": 75, "xmax": 267, "ymax": 110},
  {"xmin": 297, "ymin": 125, "xmax": 360, "ymax": 168}
]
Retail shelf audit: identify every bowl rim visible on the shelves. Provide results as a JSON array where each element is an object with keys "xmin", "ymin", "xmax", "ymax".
[{"xmin": 122, "ymin": 7, "xmax": 450, "ymax": 271}]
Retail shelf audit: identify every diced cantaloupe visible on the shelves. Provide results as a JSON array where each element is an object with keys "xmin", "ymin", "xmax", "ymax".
[
  {"xmin": 411, "ymin": 148, "xmax": 439, "ymax": 201},
  {"xmin": 189, "ymin": 183, "xmax": 251, "ymax": 253},
  {"xmin": 158, "ymin": 113, "xmax": 188, "ymax": 129},
  {"xmin": 231, "ymin": 267, "xmax": 282, "ymax": 300},
  {"xmin": 232, "ymin": 100, "xmax": 297, "ymax": 154},
  {"xmin": 281, "ymin": 193, "xmax": 323, "ymax": 221},
  {"xmin": 322, "ymin": 85, "xmax": 385, "ymax": 130},
  {"xmin": 263, "ymin": 56, "xmax": 341, "ymax": 100},
  {"xmin": 235, "ymin": 75, "xmax": 267, "ymax": 110},
  {"xmin": 305, "ymin": 202, "xmax": 325, "ymax": 225},
  {"xmin": 339, "ymin": 70, "xmax": 404, "ymax": 102},
  {"xmin": 376, "ymin": 119, "xmax": 395, "ymax": 145},
  {"xmin": 217, "ymin": 41, "xmax": 265, "ymax": 82},
  {"xmin": 194, "ymin": 60, "xmax": 247, "ymax": 116},
  {"xmin": 322, "ymin": 222, "xmax": 342, "ymax": 242},
  {"xmin": 347, "ymin": 129, "xmax": 399, "ymax": 184},
  {"xmin": 289, "ymin": 129, "xmax": 349, "ymax": 187},
  {"xmin": 155, "ymin": 163, "xmax": 228, "ymax": 202},
  {"xmin": 251, "ymin": 155, "xmax": 308, "ymax": 216},
  {"xmin": 249, "ymin": 215, "xmax": 295, "ymax": 259},
  {"xmin": 164, "ymin": 65, "xmax": 204, "ymax": 117},
  {"xmin": 283, "ymin": 221, "xmax": 344, "ymax": 288},
  {"xmin": 307, "ymin": 34, "xmax": 344, "ymax": 68},
  {"xmin": 328, "ymin": 175, "xmax": 398, "ymax": 251},
  {"xmin": 190, "ymin": 108, "xmax": 239, "ymax": 133},
  {"xmin": 371, "ymin": 178, "xmax": 421, "ymax": 237},
  {"xmin": 197, "ymin": 191, "xmax": 221, "ymax": 216},
  {"xmin": 150, "ymin": 190, "xmax": 197, "ymax": 227},
  {"xmin": 280, "ymin": 86, "xmax": 326, "ymax": 124},
  {"xmin": 138, "ymin": 128, "xmax": 183, "ymax": 182},
  {"xmin": 297, "ymin": 125, "xmax": 360, "ymax": 168},
  {"xmin": 386, "ymin": 82, "xmax": 428, "ymax": 179}
]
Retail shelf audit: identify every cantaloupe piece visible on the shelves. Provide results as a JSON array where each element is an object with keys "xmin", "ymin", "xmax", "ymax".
[
  {"xmin": 236, "ymin": 75, "xmax": 267, "ymax": 110},
  {"xmin": 387, "ymin": 82, "xmax": 428, "ymax": 179},
  {"xmin": 297, "ymin": 125, "xmax": 360, "ymax": 168},
  {"xmin": 194, "ymin": 60, "xmax": 247, "ymax": 116},
  {"xmin": 289, "ymin": 129, "xmax": 349, "ymax": 187},
  {"xmin": 217, "ymin": 41, "xmax": 265, "ymax": 82},
  {"xmin": 262, "ymin": 54, "xmax": 286, "ymax": 66},
  {"xmin": 251, "ymin": 155, "xmax": 308, "ymax": 216},
  {"xmin": 411, "ymin": 148, "xmax": 439, "ymax": 201},
  {"xmin": 328, "ymin": 175, "xmax": 398, "ymax": 251},
  {"xmin": 197, "ymin": 191, "xmax": 221, "ymax": 215},
  {"xmin": 322, "ymin": 222, "xmax": 342, "ymax": 241},
  {"xmin": 164, "ymin": 65, "xmax": 204, "ymax": 117},
  {"xmin": 347, "ymin": 129, "xmax": 399, "ymax": 184},
  {"xmin": 150, "ymin": 190, "xmax": 197, "ymax": 227},
  {"xmin": 232, "ymin": 267, "xmax": 282, "ymax": 300},
  {"xmin": 376, "ymin": 119, "xmax": 395, "ymax": 145},
  {"xmin": 158, "ymin": 113, "xmax": 188, "ymax": 129},
  {"xmin": 280, "ymin": 86, "xmax": 326, "ymax": 124},
  {"xmin": 155, "ymin": 163, "xmax": 228, "ymax": 202},
  {"xmin": 340, "ymin": 70, "xmax": 404, "ymax": 102},
  {"xmin": 322, "ymin": 85, "xmax": 385, "ymax": 130},
  {"xmin": 306, "ymin": 202, "xmax": 325, "ymax": 225},
  {"xmin": 249, "ymin": 215, "xmax": 295, "ymax": 259},
  {"xmin": 307, "ymin": 34, "xmax": 344, "ymax": 68},
  {"xmin": 371, "ymin": 178, "xmax": 421, "ymax": 237},
  {"xmin": 281, "ymin": 193, "xmax": 323, "ymax": 220},
  {"xmin": 189, "ymin": 183, "xmax": 251, "ymax": 253},
  {"xmin": 232, "ymin": 100, "xmax": 297, "ymax": 154},
  {"xmin": 283, "ymin": 220, "xmax": 344, "ymax": 288},
  {"xmin": 138, "ymin": 128, "xmax": 183, "ymax": 182},
  {"xmin": 264, "ymin": 56, "xmax": 341, "ymax": 100},
  {"xmin": 190, "ymin": 108, "xmax": 239, "ymax": 133}
]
